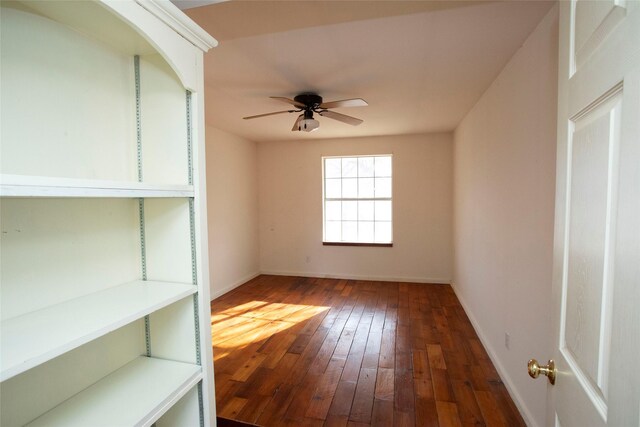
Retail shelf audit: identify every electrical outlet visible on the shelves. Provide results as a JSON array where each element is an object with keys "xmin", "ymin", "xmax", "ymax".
[{"xmin": 505, "ymin": 332, "xmax": 511, "ymax": 350}]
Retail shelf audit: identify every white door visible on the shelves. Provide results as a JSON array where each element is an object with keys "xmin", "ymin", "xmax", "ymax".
[{"xmin": 545, "ymin": 1, "xmax": 640, "ymax": 426}]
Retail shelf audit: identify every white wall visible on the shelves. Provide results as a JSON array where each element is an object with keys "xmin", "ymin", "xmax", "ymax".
[
  {"xmin": 452, "ymin": 6, "xmax": 558, "ymax": 427},
  {"xmin": 206, "ymin": 126, "xmax": 259, "ymax": 298},
  {"xmin": 258, "ymin": 133, "xmax": 452, "ymax": 283}
]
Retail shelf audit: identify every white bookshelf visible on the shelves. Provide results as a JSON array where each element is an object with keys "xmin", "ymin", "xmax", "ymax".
[
  {"xmin": 26, "ymin": 357, "xmax": 202, "ymax": 427},
  {"xmin": 0, "ymin": 1, "xmax": 217, "ymax": 426},
  {"xmin": 1, "ymin": 280, "xmax": 196, "ymax": 381}
]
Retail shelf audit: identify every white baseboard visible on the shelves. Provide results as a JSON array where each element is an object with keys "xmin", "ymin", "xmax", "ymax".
[
  {"xmin": 450, "ymin": 283, "xmax": 538, "ymax": 427},
  {"xmin": 259, "ymin": 270, "xmax": 450, "ymax": 284},
  {"xmin": 210, "ymin": 271, "xmax": 260, "ymax": 300},
  {"xmin": 211, "ymin": 271, "xmax": 449, "ymax": 302}
]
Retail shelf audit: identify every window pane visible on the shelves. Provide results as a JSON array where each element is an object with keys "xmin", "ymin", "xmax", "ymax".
[
  {"xmin": 375, "ymin": 200, "xmax": 392, "ymax": 221},
  {"xmin": 342, "ymin": 222, "xmax": 357, "ymax": 241},
  {"xmin": 325, "ymin": 221, "xmax": 341, "ymax": 241},
  {"xmin": 375, "ymin": 222, "xmax": 392, "ymax": 243},
  {"xmin": 342, "ymin": 201, "xmax": 357, "ymax": 220},
  {"xmin": 358, "ymin": 177, "xmax": 374, "ymax": 198},
  {"xmin": 375, "ymin": 177, "xmax": 392, "ymax": 198},
  {"xmin": 342, "ymin": 178, "xmax": 357, "ymax": 198},
  {"xmin": 358, "ymin": 200, "xmax": 374, "ymax": 221},
  {"xmin": 325, "ymin": 178, "xmax": 341, "ymax": 198},
  {"xmin": 358, "ymin": 157, "xmax": 375, "ymax": 177},
  {"xmin": 342, "ymin": 157, "xmax": 358, "ymax": 177},
  {"xmin": 325, "ymin": 201, "xmax": 341, "ymax": 221},
  {"xmin": 325, "ymin": 158, "xmax": 342, "ymax": 178},
  {"xmin": 359, "ymin": 221, "xmax": 374, "ymax": 242},
  {"xmin": 375, "ymin": 156, "xmax": 392, "ymax": 177}
]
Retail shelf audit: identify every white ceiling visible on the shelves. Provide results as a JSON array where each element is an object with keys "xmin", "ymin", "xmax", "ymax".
[{"xmin": 183, "ymin": 1, "xmax": 554, "ymax": 143}]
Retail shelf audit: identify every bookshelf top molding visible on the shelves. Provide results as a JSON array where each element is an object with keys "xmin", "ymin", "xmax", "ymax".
[{"xmin": 134, "ymin": 0, "xmax": 218, "ymax": 52}]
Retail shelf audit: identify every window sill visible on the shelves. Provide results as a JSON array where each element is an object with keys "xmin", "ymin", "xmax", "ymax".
[{"xmin": 322, "ymin": 242, "xmax": 393, "ymax": 247}]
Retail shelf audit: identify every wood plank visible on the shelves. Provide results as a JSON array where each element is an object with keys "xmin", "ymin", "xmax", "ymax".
[
  {"xmin": 361, "ymin": 330, "xmax": 383, "ymax": 369},
  {"xmin": 305, "ymin": 359, "xmax": 344, "ymax": 419},
  {"xmin": 255, "ymin": 383, "xmax": 296, "ymax": 426},
  {"xmin": 412, "ymin": 350, "xmax": 431, "ymax": 379},
  {"xmin": 214, "ymin": 374, "xmax": 242, "ymax": 405},
  {"xmin": 443, "ymin": 352, "xmax": 469, "ymax": 381},
  {"xmin": 413, "ymin": 378, "xmax": 434, "ymax": 401},
  {"xmin": 414, "ymin": 397, "xmax": 439, "ymax": 427},
  {"xmin": 436, "ymin": 401, "xmax": 463, "ymax": 427},
  {"xmin": 394, "ymin": 410, "xmax": 415, "ymax": 427},
  {"xmin": 327, "ymin": 380, "xmax": 357, "ymax": 417},
  {"xmin": 285, "ymin": 326, "xmax": 332, "ymax": 385},
  {"xmin": 289, "ymin": 333, "xmax": 313, "ymax": 354},
  {"xmin": 324, "ymin": 415, "xmax": 349, "ymax": 427},
  {"xmin": 378, "ymin": 328, "xmax": 396, "ymax": 369},
  {"xmin": 349, "ymin": 367, "xmax": 377, "ymax": 423},
  {"xmin": 340, "ymin": 321, "xmax": 371, "ymax": 382},
  {"xmin": 308, "ymin": 308, "xmax": 351, "ymax": 374},
  {"xmin": 261, "ymin": 333, "xmax": 298, "ymax": 369},
  {"xmin": 371, "ymin": 399, "xmax": 394, "ymax": 426},
  {"xmin": 284, "ymin": 373, "xmax": 321, "ymax": 422},
  {"xmin": 426, "ymin": 344, "xmax": 447, "ymax": 370},
  {"xmin": 431, "ymin": 368, "xmax": 455, "ymax": 402},
  {"xmin": 489, "ymin": 382, "xmax": 527, "ymax": 427},
  {"xmin": 334, "ymin": 328, "xmax": 357, "ymax": 359},
  {"xmin": 230, "ymin": 353, "xmax": 267, "ymax": 382},
  {"xmin": 394, "ymin": 368, "xmax": 414, "ymax": 413},
  {"xmin": 234, "ymin": 366, "xmax": 272, "ymax": 398},
  {"xmin": 374, "ymin": 367, "xmax": 394, "ymax": 401},
  {"xmin": 235, "ymin": 394, "xmax": 272, "ymax": 424},
  {"xmin": 216, "ymin": 416, "xmax": 260, "ymax": 427},
  {"xmin": 451, "ymin": 379, "xmax": 485, "ymax": 427},
  {"xmin": 474, "ymin": 390, "xmax": 509, "ymax": 427},
  {"xmin": 468, "ymin": 364, "xmax": 491, "ymax": 392},
  {"xmin": 218, "ymin": 396, "xmax": 248, "ymax": 419},
  {"xmin": 256, "ymin": 352, "xmax": 299, "ymax": 396}
]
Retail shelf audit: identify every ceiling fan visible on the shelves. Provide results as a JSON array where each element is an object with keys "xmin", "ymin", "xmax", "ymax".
[{"xmin": 243, "ymin": 93, "xmax": 368, "ymax": 132}]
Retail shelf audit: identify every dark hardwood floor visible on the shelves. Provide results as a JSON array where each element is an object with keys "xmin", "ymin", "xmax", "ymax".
[{"xmin": 210, "ymin": 275, "xmax": 525, "ymax": 427}]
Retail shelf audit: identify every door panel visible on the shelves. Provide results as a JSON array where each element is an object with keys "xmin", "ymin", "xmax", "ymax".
[
  {"xmin": 574, "ymin": 0, "xmax": 626, "ymax": 71},
  {"xmin": 561, "ymin": 92, "xmax": 621, "ymax": 421},
  {"xmin": 552, "ymin": 1, "xmax": 639, "ymax": 426}
]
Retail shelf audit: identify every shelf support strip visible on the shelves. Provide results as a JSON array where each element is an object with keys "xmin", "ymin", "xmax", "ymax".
[
  {"xmin": 187, "ymin": 90, "xmax": 204, "ymax": 427},
  {"xmin": 135, "ymin": 55, "xmax": 151, "ymax": 358}
]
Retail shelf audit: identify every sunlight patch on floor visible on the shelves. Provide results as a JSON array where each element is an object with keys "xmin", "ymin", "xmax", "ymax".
[{"xmin": 211, "ymin": 301, "xmax": 330, "ymax": 361}]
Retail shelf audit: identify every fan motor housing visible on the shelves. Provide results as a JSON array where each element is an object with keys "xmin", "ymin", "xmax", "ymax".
[{"xmin": 294, "ymin": 93, "xmax": 323, "ymax": 109}]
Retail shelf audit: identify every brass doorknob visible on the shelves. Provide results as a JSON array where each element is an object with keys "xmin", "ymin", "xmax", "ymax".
[{"xmin": 527, "ymin": 359, "xmax": 556, "ymax": 385}]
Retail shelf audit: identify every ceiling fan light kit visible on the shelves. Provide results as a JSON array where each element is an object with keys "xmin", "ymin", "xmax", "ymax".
[
  {"xmin": 297, "ymin": 110, "xmax": 319, "ymax": 132},
  {"xmin": 243, "ymin": 92, "xmax": 367, "ymax": 132}
]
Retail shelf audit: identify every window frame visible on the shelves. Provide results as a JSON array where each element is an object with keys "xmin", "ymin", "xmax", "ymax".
[{"xmin": 322, "ymin": 154, "xmax": 393, "ymax": 247}]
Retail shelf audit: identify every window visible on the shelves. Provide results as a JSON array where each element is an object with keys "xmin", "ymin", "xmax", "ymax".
[{"xmin": 323, "ymin": 155, "xmax": 393, "ymax": 245}]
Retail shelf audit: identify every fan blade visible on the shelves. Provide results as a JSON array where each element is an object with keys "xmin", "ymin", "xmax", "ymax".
[
  {"xmin": 270, "ymin": 96, "xmax": 307, "ymax": 109},
  {"xmin": 319, "ymin": 98, "xmax": 368, "ymax": 109},
  {"xmin": 291, "ymin": 114, "xmax": 304, "ymax": 131},
  {"xmin": 319, "ymin": 110, "xmax": 363, "ymax": 126},
  {"xmin": 243, "ymin": 110, "xmax": 294, "ymax": 120}
]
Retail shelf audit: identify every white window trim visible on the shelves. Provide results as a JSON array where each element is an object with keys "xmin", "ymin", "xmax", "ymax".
[{"xmin": 322, "ymin": 154, "xmax": 393, "ymax": 246}]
